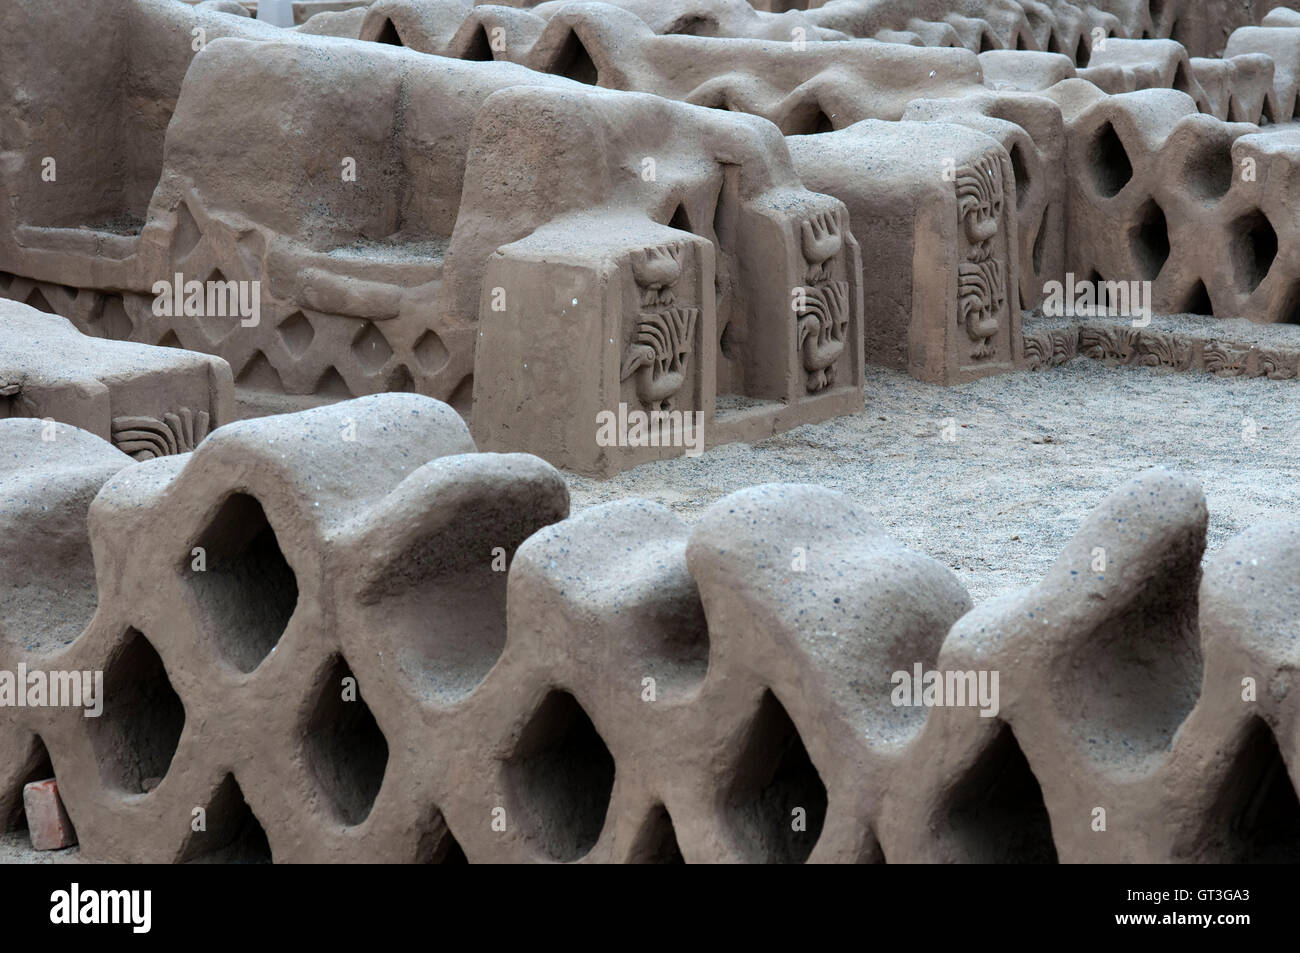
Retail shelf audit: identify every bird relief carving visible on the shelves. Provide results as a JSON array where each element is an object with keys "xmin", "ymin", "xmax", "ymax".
[
  {"xmin": 621, "ymin": 243, "xmax": 699, "ymax": 412},
  {"xmin": 796, "ymin": 210, "xmax": 849, "ymax": 393}
]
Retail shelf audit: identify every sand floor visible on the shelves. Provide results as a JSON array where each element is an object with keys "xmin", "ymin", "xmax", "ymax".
[{"xmin": 567, "ymin": 358, "xmax": 1300, "ymax": 603}]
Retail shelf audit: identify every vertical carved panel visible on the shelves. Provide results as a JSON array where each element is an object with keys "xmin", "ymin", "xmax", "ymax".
[
  {"xmin": 622, "ymin": 243, "xmax": 700, "ymax": 412},
  {"xmin": 796, "ymin": 211, "xmax": 850, "ymax": 393},
  {"xmin": 955, "ymin": 154, "xmax": 1008, "ymax": 363}
]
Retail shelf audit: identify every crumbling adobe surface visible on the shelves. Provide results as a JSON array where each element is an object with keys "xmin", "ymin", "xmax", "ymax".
[{"xmin": 0, "ymin": 300, "xmax": 234, "ymax": 458}]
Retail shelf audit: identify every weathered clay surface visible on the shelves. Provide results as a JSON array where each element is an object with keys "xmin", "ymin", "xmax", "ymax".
[
  {"xmin": 0, "ymin": 300, "xmax": 234, "ymax": 459},
  {"xmin": 0, "ymin": 392, "xmax": 1297, "ymax": 862}
]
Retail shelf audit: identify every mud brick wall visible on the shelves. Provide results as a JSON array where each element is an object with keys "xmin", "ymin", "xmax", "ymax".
[{"xmin": 1, "ymin": 394, "xmax": 1297, "ymax": 862}]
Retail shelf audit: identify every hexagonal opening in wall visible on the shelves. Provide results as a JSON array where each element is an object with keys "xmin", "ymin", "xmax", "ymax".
[
  {"xmin": 183, "ymin": 493, "xmax": 298, "ymax": 674},
  {"xmin": 723, "ymin": 690, "xmax": 827, "ymax": 863},
  {"xmin": 1089, "ymin": 122, "xmax": 1132, "ymax": 197},
  {"xmin": 940, "ymin": 723, "xmax": 1057, "ymax": 863},
  {"xmin": 303, "ymin": 655, "xmax": 389, "ymax": 827},
  {"xmin": 87, "ymin": 630, "xmax": 186, "ymax": 796},
  {"xmin": 1130, "ymin": 199, "xmax": 1171, "ymax": 281},
  {"xmin": 504, "ymin": 690, "xmax": 615, "ymax": 862},
  {"xmin": 1230, "ymin": 209, "xmax": 1278, "ymax": 293}
]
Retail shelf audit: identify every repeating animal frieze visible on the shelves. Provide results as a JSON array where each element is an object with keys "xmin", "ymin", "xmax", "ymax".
[
  {"xmin": 796, "ymin": 211, "xmax": 849, "ymax": 392},
  {"xmin": 954, "ymin": 153, "xmax": 1008, "ymax": 362}
]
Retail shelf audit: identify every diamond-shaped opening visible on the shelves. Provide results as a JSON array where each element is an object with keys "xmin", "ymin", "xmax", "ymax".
[
  {"xmin": 387, "ymin": 363, "xmax": 417, "ymax": 392},
  {"xmin": 1183, "ymin": 139, "xmax": 1233, "ymax": 200},
  {"xmin": 941, "ymin": 723, "xmax": 1057, "ymax": 862},
  {"xmin": 447, "ymin": 373, "xmax": 473, "ymax": 416},
  {"xmin": 505, "ymin": 690, "xmax": 615, "ymax": 862},
  {"xmin": 352, "ymin": 321, "xmax": 393, "ymax": 374},
  {"xmin": 156, "ymin": 329, "xmax": 183, "ymax": 349},
  {"xmin": 179, "ymin": 774, "xmax": 272, "ymax": 863},
  {"xmin": 667, "ymin": 202, "xmax": 692, "ymax": 232},
  {"xmin": 1261, "ymin": 95, "xmax": 1276, "ymax": 126},
  {"xmin": 1052, "ymin": 563, "xmax": 1201, "ymax": 768},
  {"xmin": 1199, "ymin": 718, "xmax": 1300, "ymax": 862},
  {"xmin": 1009, "ymin": 144, "xmax": 1031, "ymax": 210},
  {"xmin": 2, "ymin": 735, "xmax": 53, "ymax": 832},
  {"xmin": 199, "ymin": 269, "xmax": 242, "ymax": 344},
  {"xmin": 87, "ymin": 630, "xmax": 186, "ymax": 795},
  {"xmin": 277, "ymin": 311, "xmax": 314, "ymax": 359},
  {"xmin": 461, "ymin": 24, "xmax": 493, "ymax": 61},
  {"xmin": 184, "ymin": 493, "xmax": 298, "ymax": 674},
  {"xmin": 25, "ymin": 287, "xmax": 55, "ymax": 314},
  {"xmin": 719, "ymin": 321, "xmax": 738, "ymax": 361},
  {"xmin": 236, "ymin": 351, "xmax": 285, "ymax": 393},
  {"xmin": 1231, "ymin": 209, "xmax": 1277, "ymax": 293},
  {"xmin": 628, "ymin": 804, "xmax": 684, "ymax": 863},
  {"xmin": 412, "ymin": 329, "xmax": 450, "ymax": 374},
  {"xmin": 97, "ymin": 295, "xmax": 134, "ymax": 340},
  {"xmin": 171, "ymin": 202, "xmax": 203, "ymax": 262},
  {"xmin": 1032, "ymin": 205, "xmax": 1049, "ymax": 275},
  {"xmin": 1181, "ymin": 278, "xmax": 1214, "ymax": 315},
  {"xmin": 1090, "ymin": 122, "xmax": 1133, "ymax": 198},
  {"xmin": 304, "ymin": 655, "xmax": 389, "ymax": 827},
  {"xmin": 375, "ymin": 17, "xmax": 403, "ymax": 45},
  {"xmin": 1280, "ymin": 280, "xmax": 1300, "ymax": 324},
  {"xmin": 1130, "ymin": 199, "xmax": 1170, "ymax": 281},
  {"xmin": 1075, "ymin": 32, "xmax": 1090, "ymax": 66},
  {"xmin": 723, "ymin": 689, "xmax": 827, "ymax": 863},
  {"xmin": 550, "ymin": 30, "xmax": 599, "ymax": 85},
  {"xmin": 415, "ymin": 807, "xmax": 468, "ymax": 863},
  {"xmin": 857, "ymin": 833, "xmax": 887, "ymax": 863},
  {"xmin": 314, "ymin": 365, "xmax": 354, "ymax": 398}
]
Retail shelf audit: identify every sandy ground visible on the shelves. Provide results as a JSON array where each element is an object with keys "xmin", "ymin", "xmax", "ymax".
[
  {"xmin": 567, "ymin": 358, "xmax": 1300, "ymax": 603},
  {"xmin": 0, "ymin": 831, "xmax": 82, "ymax": 864}
]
